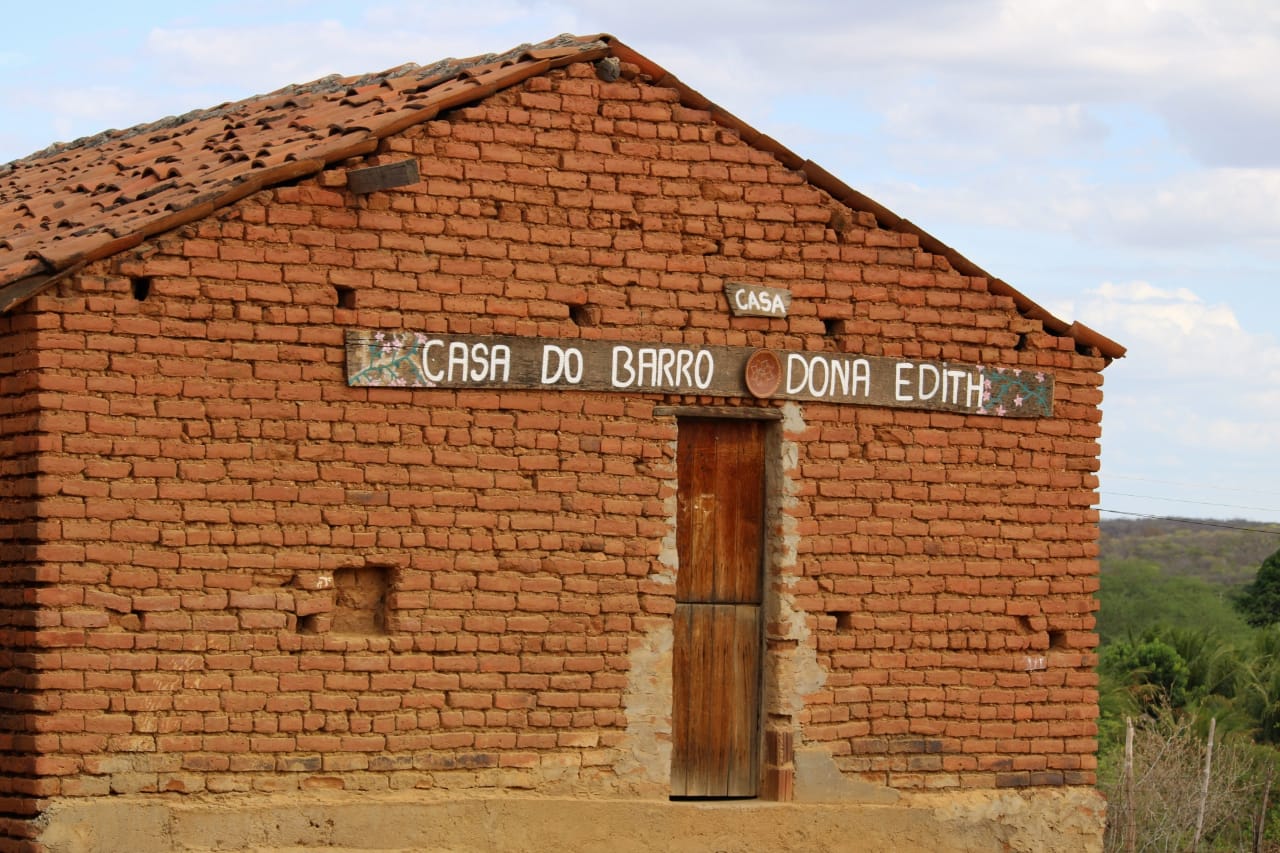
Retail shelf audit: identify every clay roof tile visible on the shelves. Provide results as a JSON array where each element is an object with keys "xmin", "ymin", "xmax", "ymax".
[{"xmin": 0, "ymin": 32, "xmax": 1122, "ymax": 361}]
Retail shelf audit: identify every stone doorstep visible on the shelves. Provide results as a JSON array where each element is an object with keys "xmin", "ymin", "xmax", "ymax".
[{"xmin": 37, "ymin": 788, "xmax": 1105, "ymax": 853}]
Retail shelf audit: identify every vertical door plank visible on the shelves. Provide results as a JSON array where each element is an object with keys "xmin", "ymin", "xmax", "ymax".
[
  {"xmin": 712, "ymin": 422, "xmax": 738, "ymax": 603},
  {"xmin": 726, "ymin": 604, "xmax": 763, "ymax": 796},
  {"xmin": 695, "ymin": 604, "xmax": 730, "ymax": 795},
  {"xmin": 670, "ymin": 603, "xmax": 694, "ymax": 796},
  {"xmin": 671, "ymin": 604, "xmax": 759, "ymax": 797},
  {"xmin": 715, "ymin": 421, "xmax": 764, "ymax": 605},
  {"xmin": 677, "ymin": 421, "xmax": 718, "ymax": 602}
]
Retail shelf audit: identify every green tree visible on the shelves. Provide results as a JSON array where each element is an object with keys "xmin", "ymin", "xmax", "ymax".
[
  {"xmin": 1237, "ymin": 547, "xmax": 1280, "ymax": 628},
  {"xmin": 1097, "ymin": 558, "xmax": 1251, "ymax": 644},
  {"xmin": 1100, "ymin": 636, "xmax": 1191, "ymax": 710}
]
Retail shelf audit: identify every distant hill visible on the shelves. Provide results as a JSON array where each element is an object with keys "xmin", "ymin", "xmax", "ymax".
[{"xmin": 1099, "ymin": 517, "xmax": 1280, "ymax": 587}]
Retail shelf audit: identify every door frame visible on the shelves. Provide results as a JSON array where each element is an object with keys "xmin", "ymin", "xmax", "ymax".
[{"xmin": 668, "ymin": 412, "xmax": 777, "ymax": 799}]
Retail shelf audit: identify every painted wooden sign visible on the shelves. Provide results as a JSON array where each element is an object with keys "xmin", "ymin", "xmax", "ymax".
[
  {"xmin": 724, "ymin": 282, "xmax": 791, "ymax": 318},
  {"xmin": 345, "ymin": 331, "xmax": 1053, "ymax": 417}
]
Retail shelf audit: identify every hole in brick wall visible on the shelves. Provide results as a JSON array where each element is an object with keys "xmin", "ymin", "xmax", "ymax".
[
  {"xmin": 828, "ymin": 209, "xmax": 851, "ymax": 236},
  {"xmin": 830, "ymin": 611, "xmax": 854, "ymax": 631},
  {"xmin": 1017, "ymin": 615, "xmax": 1035, "ymax": 633},
  {"xmin": 1048, "ymin": 630, "xmax": 1068, "ymax": 650},
  {"xmin": 822, "ymin": 318, "xmax": 845, "ymax": 338},
  {"xmin": 131, "ymin": 276, "xmax": 152, "ymax": 301},
  {"xmin": 330, "ymin": 566, "xmax": 390, "ymax": 635},
  {"xmin": 334, "ymin": 285, "xmax": 356, "ymax": 309},
  {"xmin": 1075, "ymin": 342, "xmax": 1097, "ymax": 357},
  {"xmin": 298, "ymin": 614, "xmax": 322, "ymax": 635},
  {"xmin": 1014, "ymin": 333, "xmax": 1028, "ymax": 351},
  {"xmin": 569, "ymin": 303, "xmax": 599, "ymax": 327}
]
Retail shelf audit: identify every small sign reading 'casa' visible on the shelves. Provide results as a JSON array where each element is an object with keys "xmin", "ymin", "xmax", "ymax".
[{"xmin": 724, "ymin": 282, "xmax": 791, "ymax": 318}]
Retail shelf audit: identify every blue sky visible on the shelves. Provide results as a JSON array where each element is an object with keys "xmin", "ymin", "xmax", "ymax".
[{"xmin": 5, "ymin": 1, "xmax": 1280, "ymax": 525}]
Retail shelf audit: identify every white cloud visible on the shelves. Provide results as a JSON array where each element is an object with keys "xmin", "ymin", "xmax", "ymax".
[
  {"xmin": 849, "ymin": 161, "xmax": 1280, "ymax": 261},
  {"xmin": 3, "ymin": 0, "xmax": 1278, "ymax": 521},
  {"xmin": 1079, "ymin": 282, "xmax": 1280, "ymax": 471},
  {"xmin": 1076, "ymin": 280, "xmax": 1274, "ymax": 374}
]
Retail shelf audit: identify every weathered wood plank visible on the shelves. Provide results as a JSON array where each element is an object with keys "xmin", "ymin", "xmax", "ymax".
[
  {"xmin": 727, "ymin": 604, "xmax": 763, "ymax": 797},
  {"xmin": 670, "ymin": 603, "xmax": 694, "ymax": 796},
  {"xmin": 677, "ymin": 422, "xmax": 720, "ymax": 603},
  {"xmin": 346, "ymin": 159, "xmax": 420, "ymax": 194},
  {"xmin": 724, "ymin": 281, "xmax": 791, "ymax": 318},
  {"xmin": 677, "ymin": 420, "xmax": 765, "ymax": 604},
  {"xmin": 671, "ymin": 603, "xmax": 762, "ymax": 797},
  {"xmin": 346, "ymin": 331, "xmax": 1054, "ymax": 417},
  {"xmin": 714, "ymin": 421, "xmax": 764, "ymax": 605}
]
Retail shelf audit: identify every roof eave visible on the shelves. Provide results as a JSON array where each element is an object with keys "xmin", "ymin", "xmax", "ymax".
[{"xmin": 0, "ymin": 33, "xmax": 1127, "ymax": 365}]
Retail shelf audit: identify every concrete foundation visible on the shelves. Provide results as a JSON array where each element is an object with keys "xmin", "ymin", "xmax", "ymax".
[{"xmin": 36, "ymin": 787, "xmax": 1105, "ymax": 852}]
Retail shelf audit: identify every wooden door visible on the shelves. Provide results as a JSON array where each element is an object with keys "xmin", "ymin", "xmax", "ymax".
[{"xmin": 671, "ymin": 418, "xmax": 766, "ymax": 798}]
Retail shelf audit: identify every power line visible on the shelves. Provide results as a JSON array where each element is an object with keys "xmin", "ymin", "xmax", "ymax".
[
  {"xmin": 1104, "ymin": 473, "xmax": 1280, "ymax": 499},
  {"xmin": 1098, "ymin": 508, "xmax": 1280, "ymax": 536},
  {"xmin": 1102, "ymin": 491, "xmax": 1280, "ymax": 515}
]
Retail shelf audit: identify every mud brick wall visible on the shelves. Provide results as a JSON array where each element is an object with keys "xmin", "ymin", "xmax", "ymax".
[
  {"xmin": 0, "ymin": 308, "xmax": 44, "ymax": 844},
  {"xmin": 0, "ymin": 59, "xmax": 1104, "ymax": 833}
]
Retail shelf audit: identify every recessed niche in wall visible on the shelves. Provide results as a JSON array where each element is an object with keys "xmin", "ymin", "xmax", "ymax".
[
  {"xmin": 331, "ymin": 566, "xmax": 389, "ymax": 635},
  {"xmin": 1048, "ymin": 630, "xmax": 1068, "ymax": 650},
  {"xmin": 131, "ymin": 276, "xmax": 153, "ymax": 301},
  {"xmin": 335, "ymin": 285, "xmax": 356, "ymax": 309},
  {"xmin": 830, "ymin": 611, "xmax": 855, "ymax": 631},
  {"xmin": 822, "ymin": 318, "xmax": 845, "ymax": 338},
  {"xmin": 569, "ymin": 303, "xmax": 600, "ymax": 327}
]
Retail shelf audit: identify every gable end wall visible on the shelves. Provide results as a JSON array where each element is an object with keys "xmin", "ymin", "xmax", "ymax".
[{"xmin": 2, "ymin": 60, "xmax": 1105, "ymax": 850}]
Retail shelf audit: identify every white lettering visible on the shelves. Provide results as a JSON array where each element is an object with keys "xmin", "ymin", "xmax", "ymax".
[
  {"xmin": 637, "ymin": 348, "xmax": 658, "ymax": 386},
  {"xmin": 611, "ymin": 347, "xmax": 635, "ymax": 388},
  {"xmin": 783, "ymin": 354, "xmax": 873, "ymax": 399},
  {"xmin": 851, "ymin": 359, "xmax": 871, "ymax": 397},
  {"xmin": 966, "ymin": 370, "xmax": 984, "ymax": 409},
  {"xmin": 469, "ymin": 342, "xmax": 490, "ymax": 382},
  {"xmin": 807, "ymin": 356, "xmax": 828, "ymax": 398},
  {"xmin": 676, "ymin": 350, "xmax": 695, "ymax": 387},
  {"xmin": 731, "ymin": 285, "xmax": 787, "ymax": 316},
  {"xmin": 434, "ymin": 341, "xmax": 512, "ymax": 384},
  {"xmin": 828, "ymin": 359, "xmax": 850, "ymax": 397},
  {"xmin": 694, "ymin": 351, "xmax": 714, "ymax": 389},
  {"xmin": 785, "ymin": 353, "xmax": 808, "ymax": 395},
  {"xmin": 492, "ymin": 345, "xmax": 511, "ymax": 382},
  {"xmin": 541, "ymin": 345, "xmax": 582, "ymax": 384},
  {"xmin": 917, "ymin": 363, "xmax": 940, "ymax": 402},
  {"xmin": 422, "ymin": 339, "xmax": 445, "ymax": 382},
  {"xmin": 657, "ymin": 348, "xmax": 676, "ymax": 386},
  {"xmin": 611, "ymin": 347, "xmax": 713, "ymax": 390},
  {"xmin": 541, "ymin": 346, "xmax": 562, "ymax": 384},
  {"xmin": 895, "ymin": 362, "xmax": 913, "ymax": 401},
  {"xmin": 943, "ymin": 369, "xmax": 965, "ymax": 405},
  {"xmin": 448, "ymin": 342, "xmax": 470, "ymax": 383},
  {"xmin": 561, "ymin": 347, "xmax": 579, "ymax": 384},
  {"xmin": 410, "ymin": 336, "xmax": 1001, "ymax": 413}
]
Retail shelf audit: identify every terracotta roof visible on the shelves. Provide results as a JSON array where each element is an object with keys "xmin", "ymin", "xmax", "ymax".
[{"xmin": 0, "ymin": 33, "xmax": 1123, "ymax": 361}]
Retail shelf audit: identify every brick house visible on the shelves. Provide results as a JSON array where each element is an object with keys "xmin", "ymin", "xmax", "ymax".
[{"xmin": 0, "ymin": 34, "xmax": 1123, "ymax": 852}]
